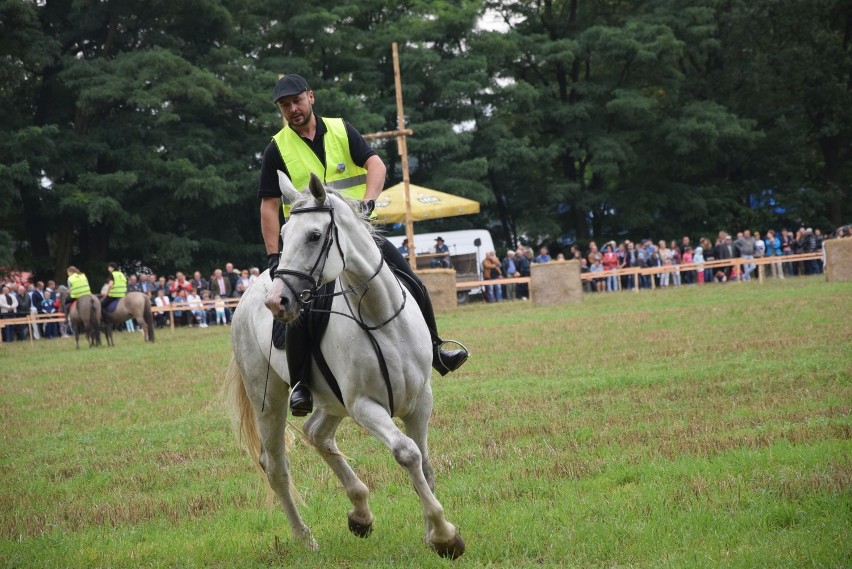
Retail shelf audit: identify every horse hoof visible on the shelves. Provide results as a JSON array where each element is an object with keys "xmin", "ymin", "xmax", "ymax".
[
  {"xmin": 347, "ymin": 515, "xmax": 373, "ymax": 538},
  {"xmin": 432, "ymin": 533, "xmax": 465, "ymax": 559}
]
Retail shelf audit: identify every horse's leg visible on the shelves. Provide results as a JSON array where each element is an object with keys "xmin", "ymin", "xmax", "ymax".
[
  {"xmin": 255, "ymin": 400, "xmax": 317, "ymax": 549},
  {"xmin": 303, "ymin": 410, "xmax": 374, "ymax": 537},
  {"xmin": 401, "ymin": 388, "xmax": 439, "ymax": 538},
  {"xmin": 349, "ymin": 398, "xmax": 464, "ymax": 559},
  {"xmin": 239, "ymin": 360, "xmax": 317, "ymax": 551}
]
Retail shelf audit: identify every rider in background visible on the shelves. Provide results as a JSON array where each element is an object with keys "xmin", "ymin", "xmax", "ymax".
[
  {"xmin": 100, "ymin": 262, "xmax": 127, "ymax": 320},
  {"xmin": 65, "ymin": 266, "xmax": 92, "ymax": 313},
  {"xmin": 257, "ymin": 74, "xmax": 469, "ymax": 417}
]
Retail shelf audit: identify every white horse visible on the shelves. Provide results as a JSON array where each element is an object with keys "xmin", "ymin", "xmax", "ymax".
[{"xmin": 225, "ymin": 172, "xmax": 465, "ymax": 559}]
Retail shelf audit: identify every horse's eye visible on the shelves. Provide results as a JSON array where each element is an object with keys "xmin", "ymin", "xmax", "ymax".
[{"xmin": 309, "ymin": 230, "xmax": 322, "ymax": 242}]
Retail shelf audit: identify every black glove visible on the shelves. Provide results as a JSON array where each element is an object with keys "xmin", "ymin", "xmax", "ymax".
[
  {"xmin": 357, "ymin": 200, "xmax": 375, "ymax": 216},
  {"xmin": 267, "ymin": 253, "xmax": 280, "ymax": 273}
]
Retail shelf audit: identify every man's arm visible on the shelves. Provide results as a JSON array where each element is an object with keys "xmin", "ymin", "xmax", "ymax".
[
  {"xmin": 363, "ymin": 154, "xmax": 386, "ymax": 201},
  {"xmin": 261, "ymin": 197, "xmax": 282, "ymax": 255}
]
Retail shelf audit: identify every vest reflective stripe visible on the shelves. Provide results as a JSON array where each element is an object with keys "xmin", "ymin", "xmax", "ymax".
[
  {"xmin": 272, "ymin": 117, "xmax": 368, "ymax": 216},
  {"xmin": 325, "ymin": 174, "xmax": 367, "ymax": 191},
  {"xmin": 110, "ymin": 271, "xmax": 127, "ymax": 298},
  {"xmin": 68, "ymin": 273, "xmax": 91, "ymax": 298}
]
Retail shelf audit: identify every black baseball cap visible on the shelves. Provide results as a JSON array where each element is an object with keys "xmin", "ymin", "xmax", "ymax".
[{"xmin": 272, "ymin": 74, "xmax": 310, "ymax": 103}]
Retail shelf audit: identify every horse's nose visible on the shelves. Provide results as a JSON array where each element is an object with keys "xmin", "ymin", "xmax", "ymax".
[{"xmin": 279, "ymin": 295, "xmax": 290, "ymax": 311}]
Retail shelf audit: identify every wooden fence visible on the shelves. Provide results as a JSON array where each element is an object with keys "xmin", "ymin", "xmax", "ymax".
[
  {"xmin": 579, "ymin": 252, "xmax": 823, "ymax": 291},
  {"xmin": 454, "ymin": 252, "xmax": 821, "ymax": 296},
  {"xmin": 0, "ymin": 252, "xmax": 826, "ymax": 344},
  {"xmin": 153, "ymin": 297, "xmax": 241, "ymax": 331},
  {"xmin": 0, "ymin": 296, "xmax": 244, "ymax": 345}
]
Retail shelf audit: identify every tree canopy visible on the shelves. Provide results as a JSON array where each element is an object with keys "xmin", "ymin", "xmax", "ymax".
[{"xmin": 1, "ymin": 0, "xmax": 848, "ymax": 281}]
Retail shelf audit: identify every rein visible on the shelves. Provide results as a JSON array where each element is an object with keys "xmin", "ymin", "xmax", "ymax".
[{"xmin": 271, "ymin": 199, "xmax": 406, "ymax": 415}]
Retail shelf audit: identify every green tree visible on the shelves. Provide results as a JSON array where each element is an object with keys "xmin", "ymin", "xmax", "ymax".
[
  {"xmin": 713, "ymin": 0, "xmax": 851, "ymax": 230},
  {"xmin": 473, "ymin": 0, "xmax": 762, "ymax": 250},
  {"xmin": 1, "ymin": 0, "xmax": 274, "ymax": 282}
]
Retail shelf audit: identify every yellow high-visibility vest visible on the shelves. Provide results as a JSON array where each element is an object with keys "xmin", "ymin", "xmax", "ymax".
[
  {"xmin": 68, "ymin": 273, "xmax": 91, "ymax": 299},
  {"xmin": 272, "ymin": 117, "xmax": 367, "ymax": 216},
  {"xmin": 109, "ymin": 271, "xmax": 127, "ymax": 298}
]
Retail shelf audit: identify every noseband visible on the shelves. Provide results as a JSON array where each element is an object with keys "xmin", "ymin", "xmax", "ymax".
[{"xmin": 272, "ymin": 204, "xmax": 343, "ymax": 304}]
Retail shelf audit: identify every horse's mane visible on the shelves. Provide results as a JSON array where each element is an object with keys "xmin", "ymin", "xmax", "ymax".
[{"xmin": 290, "ymin": 188, "xmax": 377, "ymax": 236}]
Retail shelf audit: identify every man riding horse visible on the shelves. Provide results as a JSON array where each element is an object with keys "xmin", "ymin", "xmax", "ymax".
[{"xmin": 258, "ymin": 74, "xmax": 469, "ymax": 416}]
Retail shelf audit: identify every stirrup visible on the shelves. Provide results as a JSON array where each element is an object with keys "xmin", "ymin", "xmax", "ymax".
[
  {"xmin": 288, "ymin": 381, "xmax": 313, "ymax": 416},
  {"xmin": 435, "ymin": 339, "xmax": 470, "ymax": 364}
]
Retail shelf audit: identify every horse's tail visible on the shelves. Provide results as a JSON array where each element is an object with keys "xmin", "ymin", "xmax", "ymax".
[
  {"xmin": 223, "ymin": 353, "xmax": 295, "ymax": 505},
  {"xmin": 143, "ymin": 296, "xmax": 155, "ymax": 342},
  {"xmin": 88, "ymin": 297, "xmax": 101, "ymax": 345}
]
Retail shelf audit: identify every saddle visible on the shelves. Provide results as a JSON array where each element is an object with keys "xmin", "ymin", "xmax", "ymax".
[{"xmin": 105, "ymin": 299, "xmax": 120, "ymax": 313}]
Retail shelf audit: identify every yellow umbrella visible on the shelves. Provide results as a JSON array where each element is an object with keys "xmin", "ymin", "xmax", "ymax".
[{"xmin": 372, "ymin": 183, "xmax": 480, "ymax": 224}]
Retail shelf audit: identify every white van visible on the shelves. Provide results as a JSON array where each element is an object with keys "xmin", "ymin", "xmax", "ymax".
[{"xmin": 385, "ymin": 229, "xmax": 496, "ymax": 303}]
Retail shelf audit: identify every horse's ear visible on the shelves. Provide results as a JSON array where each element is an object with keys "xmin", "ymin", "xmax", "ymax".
[
  {"xmin": 278, "ymin": 171, "xmax": 300, "ymax": 204},
  {"xmin": 308, "ymin": 172, "xmax": 327, "ymax": 204}
]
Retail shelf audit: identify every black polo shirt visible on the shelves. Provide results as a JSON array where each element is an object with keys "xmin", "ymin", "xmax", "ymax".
[{"xmin": 257, "ymin": 114, "xmax": 376, "ymax": 199}]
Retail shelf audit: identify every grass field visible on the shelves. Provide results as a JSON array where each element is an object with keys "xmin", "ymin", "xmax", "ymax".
[{"xmin": 1, "ymin": 277, "xmax": 850, "ymax": 568}]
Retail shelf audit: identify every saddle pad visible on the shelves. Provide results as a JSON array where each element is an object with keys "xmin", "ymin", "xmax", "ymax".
[
  {"xmin": 106, "ymin": 299, "xmax": 120, "ymax": 313},
  {"xmin": 272, "ymin": 320, "xmax": 287, "ymax": 349}
]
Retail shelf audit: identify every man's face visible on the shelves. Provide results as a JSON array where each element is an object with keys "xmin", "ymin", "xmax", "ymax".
[
  {"xmin": 277, "ymin": 91, "xmax": 315, "ymax": 128},
  {"xmin": 225, "ymin": 263, "xmax": 234, "ymax": 273},
  {"xmin": 194, "ymin": 272, "xmax": 201, "ymax": 280}
]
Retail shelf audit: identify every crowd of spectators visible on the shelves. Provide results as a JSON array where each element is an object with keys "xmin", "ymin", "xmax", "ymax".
[
  {"xmin": 1, "ymin": 280, "xmax": 63, "ymax": 342},
  {"xmin": 479, "ymin": 225, "xmax": 848, "ymax": 301},
  {"xmin": 1, "ymin": 262, "xmax": 260, "ymax": 342},
  {"xmin": 2, "ymin": 224, "xmax": 849, "ymax": 340}
]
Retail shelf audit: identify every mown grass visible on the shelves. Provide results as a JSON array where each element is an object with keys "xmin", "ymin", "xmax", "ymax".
[{"xmin": 1, "ymin": 277, "xmax": 849, "ymax": 568}]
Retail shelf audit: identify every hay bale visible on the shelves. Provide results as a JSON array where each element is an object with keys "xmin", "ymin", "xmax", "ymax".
[
  {"xmin": 825, "ymin": 238, "xmax": 852, "ymax": 282},
  {"xmin": 415, "ymin": 268, "xmax": 457, "ymax": 312},
  {"xmin": 530, "ymin": 260, "xmax": 583, "ymax": 306}
]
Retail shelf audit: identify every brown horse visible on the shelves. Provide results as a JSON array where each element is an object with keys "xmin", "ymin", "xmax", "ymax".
[
  {"xmin": 68, "ymin": 294, "xmax": 102, "ymax": 349},
  {"xmin": 102, "ymin": 292, "xmax": 156, "ymax": 345}
]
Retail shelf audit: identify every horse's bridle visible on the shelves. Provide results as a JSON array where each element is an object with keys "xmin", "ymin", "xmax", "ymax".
[
  {"xmin": 272, "ymin": 204, "xmax": 344, "ymax": 304},
  {"xmin": 271, "ymin": 202, "xmax": 406, "ymax": 331}
]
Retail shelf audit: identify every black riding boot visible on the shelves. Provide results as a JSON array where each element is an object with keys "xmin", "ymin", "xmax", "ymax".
[
  {"xmin": 378, "ymin": 238, "xmax": 469, "ymax": 375},
  {"xmin": 285, "ymin": 318, "xmax": 313, "ymax": 416},
  {"xmin": 100, "ymin": 296, "xmax": 113, "ymax": 323}
]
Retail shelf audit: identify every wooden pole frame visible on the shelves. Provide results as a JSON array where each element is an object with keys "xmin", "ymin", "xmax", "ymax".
[{"xmin": 362, "ymin": 42, "xmax": 418, "ymax": 267}]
